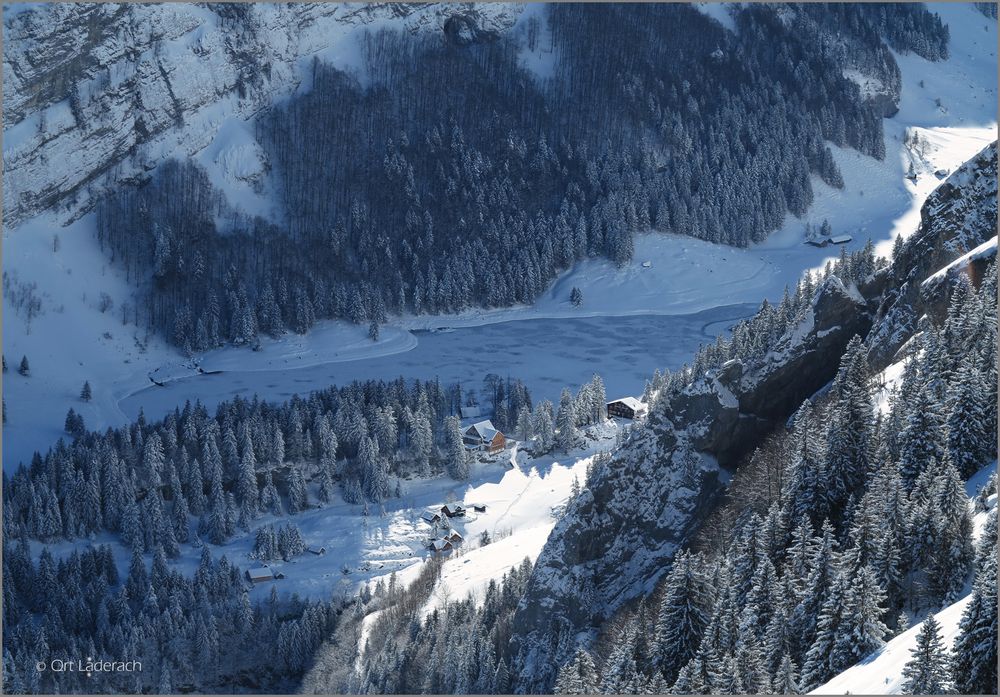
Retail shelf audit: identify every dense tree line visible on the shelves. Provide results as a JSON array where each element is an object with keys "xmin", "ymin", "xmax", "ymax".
[
  {"xmin": 304, "ymin": 557, "xmax": 534, "ymax": 694},
  {"xmin": 549, "ymin": 261, "xmax": 997, "ymax": 694},
  {"xmin": 3, "ymin": 374, "xmax": 531, "ymax": 550},
  {"xmin": 1, "ymin": 539, "xmax": 344, "ymax": 693},
  {"xmin": 93, "ymin": 3, "xmax": 948, "ymax": 348},
  {"xmin": 1, "ymin": 367, "xmax": 536, "ymax": 693}
]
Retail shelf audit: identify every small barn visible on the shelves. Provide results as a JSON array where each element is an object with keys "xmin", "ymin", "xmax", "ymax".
[
  {"xmin": 421, "ymin": 511, "xmax": 442, "ymax": 524},
  {"xmin": 463, "ymin": 420, "xmax": 506, "ymax": 453},
  {"xmin": 805, "ymin": 238, "xmax": 830, "ymax": 248},
  {"xmin": 246, "ymin": 567, "xmax": 275, "ymax": 584},
  {"xmin": 829, "ymin": 234, "xmax": 853, "ymax": 245},
  {"xmin": 607, "ymin": 397, "xmax": 647, "ymax": 420},
  {"xmin": 443, "ymin": 530, "xmax": 464, "ymax": 545},
  {"xmin": 306, "ymin": 546, "xmax": 326, "ymax": 556},
  {"xmin": 428, "ymin": 538, "xmax": 453, "ymax": 553},
  {"xmin": 471, "ymin": 503, "xmax": 487, "ymax": 513},
  {"xmin": 441, "ymin": 503, "xmax": 467, "ymax": 518}
]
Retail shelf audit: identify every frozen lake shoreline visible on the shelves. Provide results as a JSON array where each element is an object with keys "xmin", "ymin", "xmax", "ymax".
[{"xmin": 116, "ymin": 303, "xmax": 758, "ymax": 426}]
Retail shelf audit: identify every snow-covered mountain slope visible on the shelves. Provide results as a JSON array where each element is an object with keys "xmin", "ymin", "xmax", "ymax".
[
  {"xmin": 867, "ymin": 140, "xmax": 998, "ymax": 365},
  {"xmin": 2, "ymin": 0, "xmax": 995, "ymax": 538},
  {"xmin": 814, "ymin": 464, "xmax": 997, "ymax": 695},
  {"xmin": 509, "ymin": 272, "xmax": 876, "ymax": 691},
  {"xmin": 3, "ymin": 3, "xmax": 995, "ymax": 480},
  {"xmin": 2, "ymin": 2, "xmax": 522, "ymax": 226},
  {"xmin": 508, "ymin": 135, "xmax": 998, "ymax": 693}
]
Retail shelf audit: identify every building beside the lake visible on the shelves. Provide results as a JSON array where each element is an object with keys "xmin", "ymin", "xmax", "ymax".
[
  {"xmin": 463, "ymin": 420, "xmax": 506, "ymax": 453},
  {"xmin": 607, "ymin": 397, "xmax": 647, "ymax": 420},
  {"xmin": 805, "ymin": 234, "xmax": 853, "ymax": 247}
]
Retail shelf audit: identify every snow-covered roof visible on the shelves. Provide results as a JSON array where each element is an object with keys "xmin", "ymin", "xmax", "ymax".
[
  {"xmin": 465, "ymin": 420, "xmax": 501, "ymax": 442},
  {"xmin": 429, "ymin": 539, "xmax": 452, "ymax": 551},
  {"xmin": 829, "ymin": 234, "xmax": 853, "ymax": 244},
  {"xmin": 442, "ymin": 503, "xmax": 466, "ymax": 514},
  {"xmin": 421, "ymin": 511, "xmax": 440, "ymax": 522},
  {"xmin": 608, "ymin": 397, "xmax": 645, "ymax": 411},
  {"xmin": 246, "ymin": 567, "xmax": 274, "ymax": 581}
]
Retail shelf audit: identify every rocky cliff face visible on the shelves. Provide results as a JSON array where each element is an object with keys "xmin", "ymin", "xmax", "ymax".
[
  {"xmin": 509, "ymin": 144, "xmax": 998, "ymax": 692},
  {"xmin": 509, "ymin": 274, "xmax": 874, "ymax": 692},
  {"xmin": 867, "ymin": 141, "xmax": 998, "ymax": 366},
  {"xmin": 2, "ymin": 2, "xmax": 521, "ymax": 227}
]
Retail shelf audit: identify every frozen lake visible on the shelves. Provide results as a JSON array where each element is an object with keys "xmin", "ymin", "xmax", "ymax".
[{"xmin": 117, "ymin": 304, "xmax": 757, "ymax": 424}]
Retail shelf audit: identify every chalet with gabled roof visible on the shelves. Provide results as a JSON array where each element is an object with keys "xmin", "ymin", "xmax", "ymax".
[
  {"xmin": 606, "ymin": 397, "xmax": 647, "ymax": 420},
  {"xmin": 463, "ymin": 420, "xmax": 506, "ymax": 453},
  {"xmin": 441, "ymin": 503, "xmax": 467, "ymax": 518}
]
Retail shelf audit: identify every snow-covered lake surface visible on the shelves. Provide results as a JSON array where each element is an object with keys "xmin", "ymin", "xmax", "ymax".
[
  {"xmin": 3, "ymin": 3, "xmax": 995, "ymax": 475},
  {"xmin": 116, "ymin": 304, "xmax": 755, "ymax": 426}
]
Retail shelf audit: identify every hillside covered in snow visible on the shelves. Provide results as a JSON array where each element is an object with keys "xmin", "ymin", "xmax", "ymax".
[{"xmin": 1, "ymin": 2, "xmax": 997, "ymax": 696}]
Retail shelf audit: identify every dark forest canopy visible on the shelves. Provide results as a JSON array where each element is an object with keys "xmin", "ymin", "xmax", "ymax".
[{"xmin": 95, "ymin": 3, "xmax": 949, "ymax": 349}]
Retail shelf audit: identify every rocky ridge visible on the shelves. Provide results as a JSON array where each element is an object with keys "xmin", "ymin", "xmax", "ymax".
[
  {"xmin": 2, "ymin": 3, "xmax": 522, "ymax": 227},
  {"xmin": 508, "ymin": 141, "xmax": 998, "ymax": 693},
  {"xmin": 867, "ymin": 141, "xmax": 998, "ymax": 366}
]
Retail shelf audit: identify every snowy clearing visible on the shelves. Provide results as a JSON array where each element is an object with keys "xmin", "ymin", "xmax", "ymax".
[{"xmin": 27, "ymin": 421, "xmax": 618, "ymax": 613}]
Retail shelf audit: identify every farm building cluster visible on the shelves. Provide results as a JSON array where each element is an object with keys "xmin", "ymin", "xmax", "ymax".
[
  {"xmin": 420, "ymin": 501, "xmax": 487, "ymax": 553},
  {"xmin": 805, "ymin": 233, "xmax": 853, "ymax": 248},
  {"xmin": 458, "ymin": 396, "xmax": 648, "ymax": 457},
  {"xmin": 245, "ymin": 567, "xmax": 286, "ymax": 584}
]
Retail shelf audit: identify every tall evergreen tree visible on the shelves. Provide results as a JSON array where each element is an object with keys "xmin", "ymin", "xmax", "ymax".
[
  {"xmin": 900, "ymin": 615, "xmax": 953, "ymax": 695},
  {"xmin": 553, "ymin": 648, "xmax": 600, "ymax": 694},
  {"xmin": 654, "ymin": 550, "xmax": 711, "ymax": 682},
  {"xmin": 443, "ymin": 416, "xmax": 469, "ymax": 481},
  {"xmin": 951, "ymin": 553, "xmax": 998, "ymax": 695},
  {"xmin": 556, "ymin": 388, "xmax": 579, "ymax": 452}
]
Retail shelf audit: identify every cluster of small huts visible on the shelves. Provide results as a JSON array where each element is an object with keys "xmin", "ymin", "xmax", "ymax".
[{"xmin": 421, "ymin": 502, "xmax": 487, "ymax": 553}]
